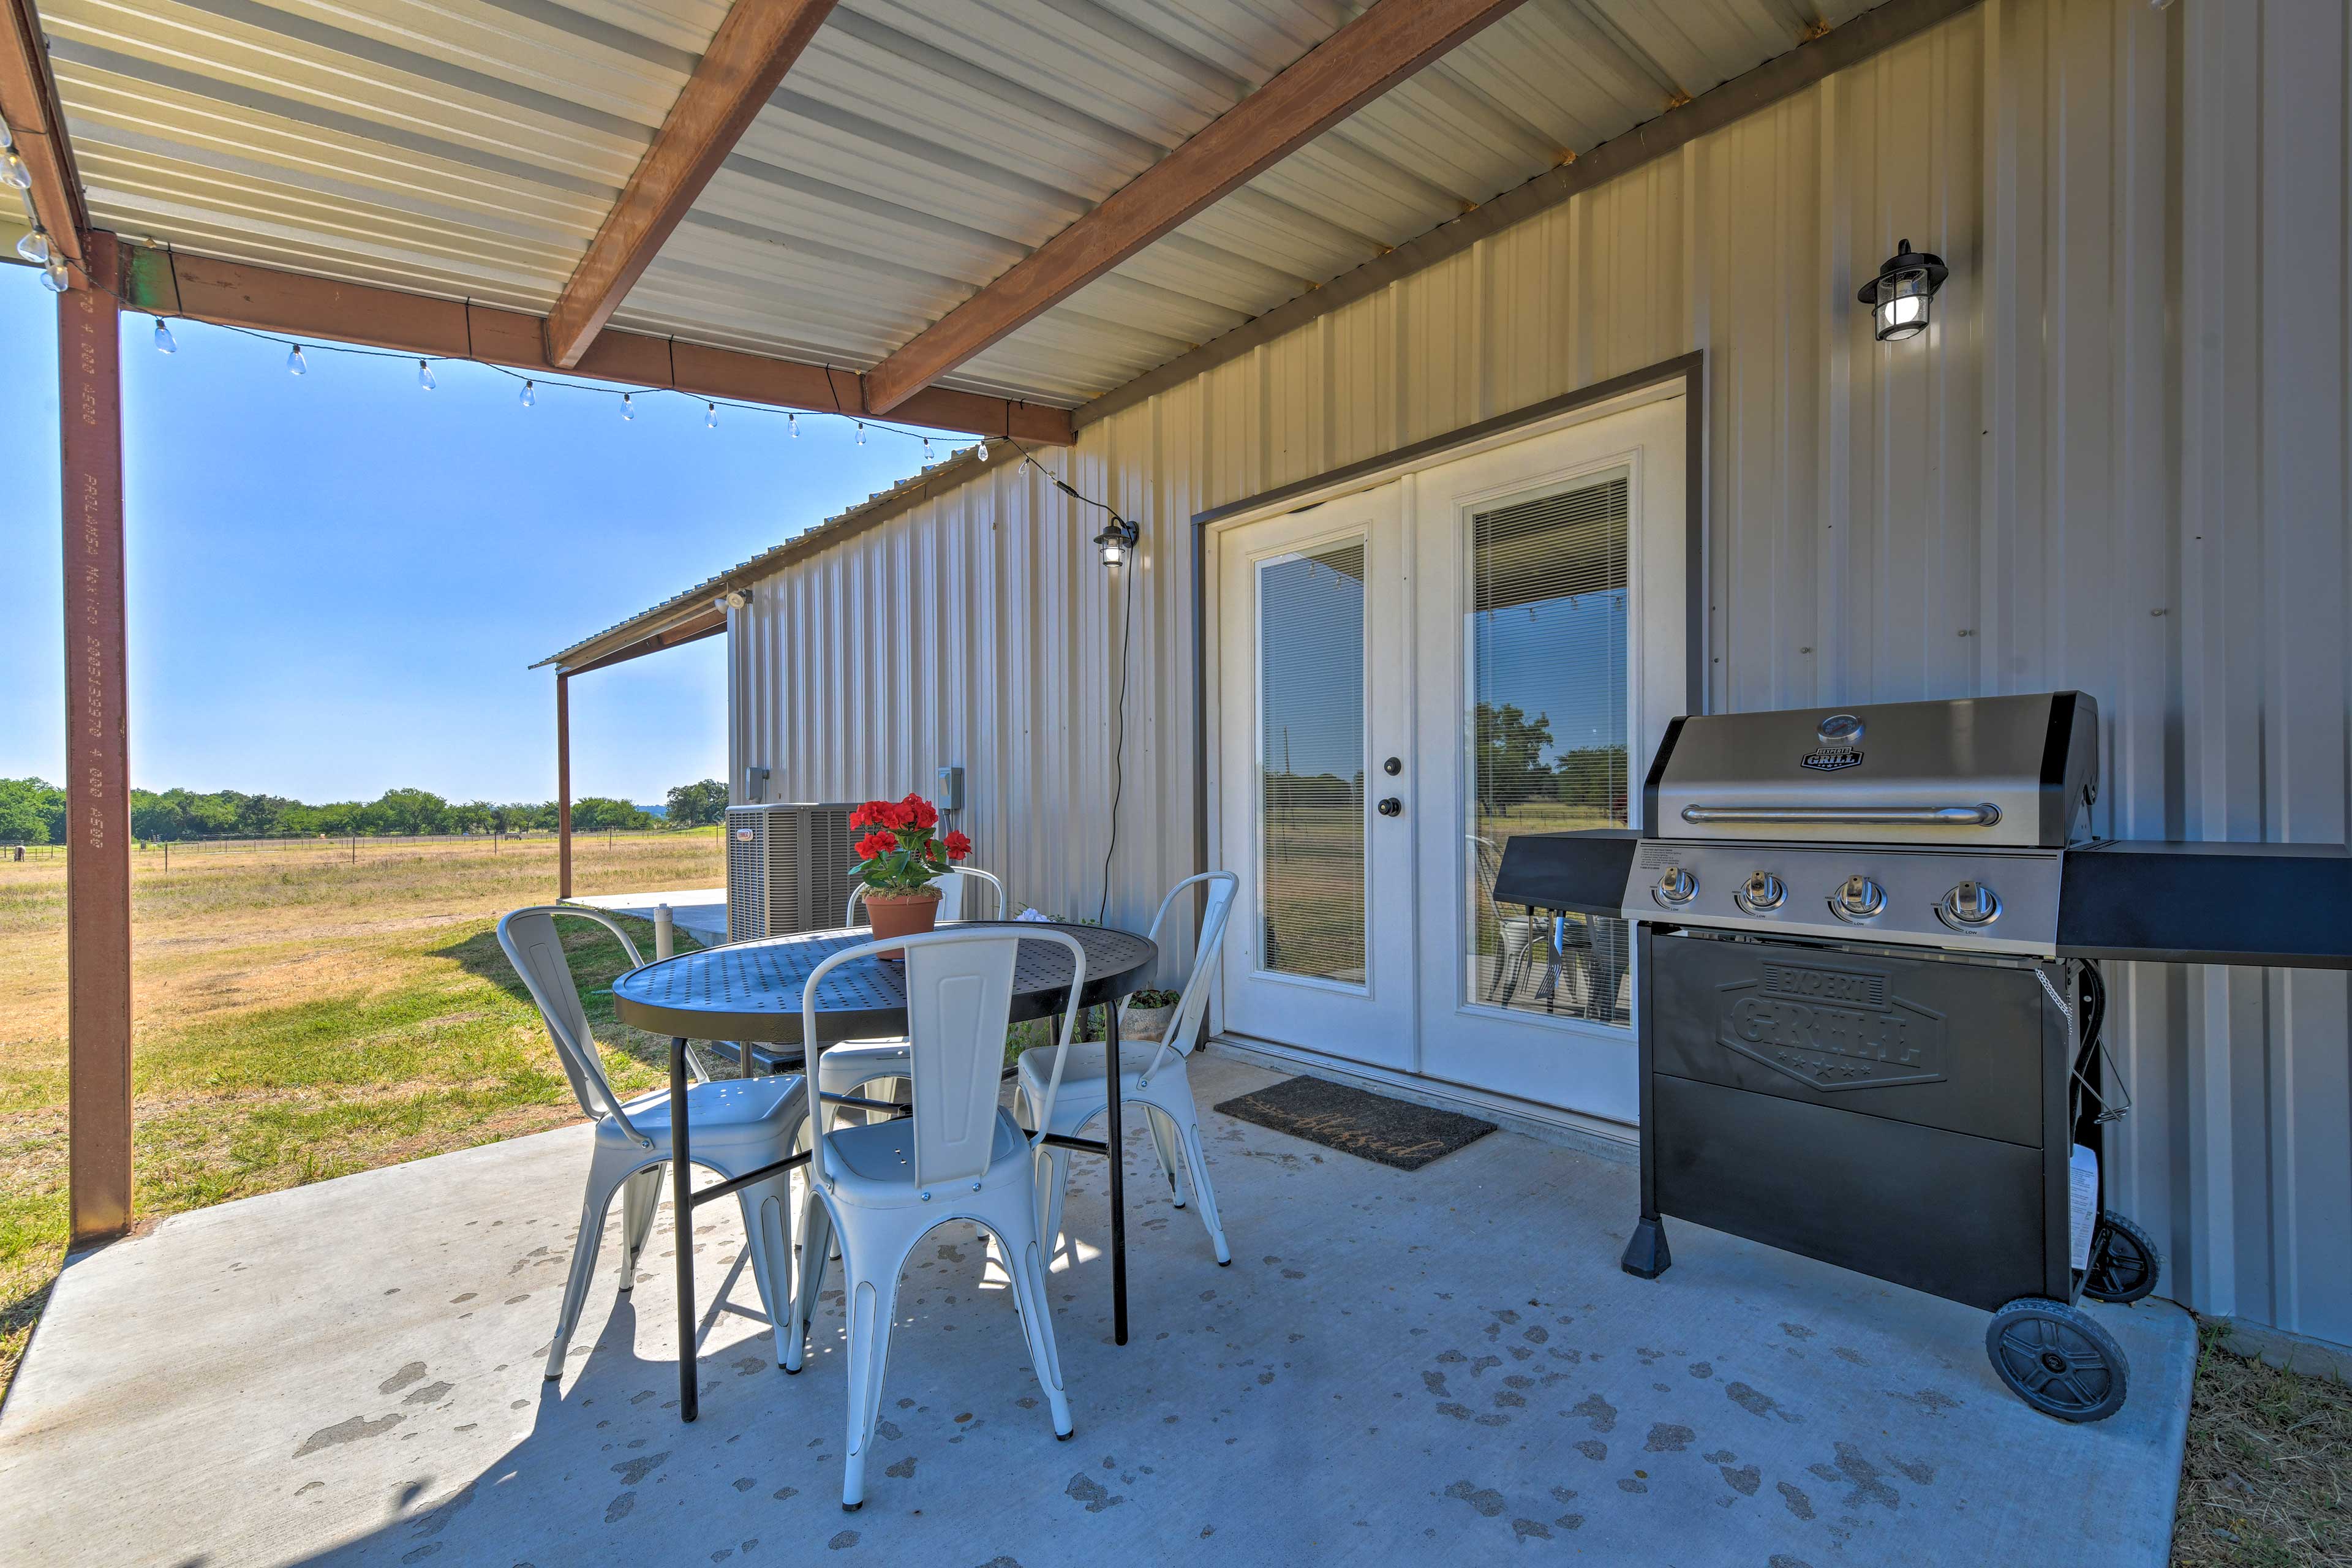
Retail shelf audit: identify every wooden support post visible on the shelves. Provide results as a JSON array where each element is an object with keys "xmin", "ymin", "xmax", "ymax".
[
  {"xmin": 60, "ymin": 233, "xmax": 132, "ymax": 1246},
  {"xmin": 557, "ymin": 673, "xmax": 573, "ymax": 899}
]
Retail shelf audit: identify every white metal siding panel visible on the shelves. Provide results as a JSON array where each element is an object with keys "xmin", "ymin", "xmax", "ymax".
[{"xmin": 731, "ymin": 0, "xmax": 2352, "ymax": 1342}]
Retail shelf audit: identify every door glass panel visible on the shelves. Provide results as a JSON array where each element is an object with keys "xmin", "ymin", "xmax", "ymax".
[
  {"xmin": 1258, "ymin": 541, "xmax": 1366, "ymax": 982},
  {"xmin": 1464, "ymin": 473, "xmax": 1633, "ymax": 1024}
]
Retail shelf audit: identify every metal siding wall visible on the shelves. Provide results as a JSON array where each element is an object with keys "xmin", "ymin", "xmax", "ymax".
[{"xmin": 732, "ymin": 0, "xmax": 2351, "ymax": 1341}]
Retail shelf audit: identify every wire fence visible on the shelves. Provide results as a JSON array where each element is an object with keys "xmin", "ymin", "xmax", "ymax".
[{"xmin": 1, "ymin": 825, "xmax": 722, "ymax": 868}]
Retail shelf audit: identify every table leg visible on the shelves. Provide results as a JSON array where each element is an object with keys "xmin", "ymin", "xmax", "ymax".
[
  {"xmin": 670, "ymin": 1036, "xmax": 698, "ymax": 1422},
  {"xmin": 1104, "ymin": 1003, "xmax": 1127, "ymax": 1346}
]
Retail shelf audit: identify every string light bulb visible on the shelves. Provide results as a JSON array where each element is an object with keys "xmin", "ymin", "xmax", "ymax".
[
  {"xmin": 706, "ymin": 401, "xmax": 718, "ymax": 430},
  {"xmin": 417, "ymin": 358, "xmax": 435, "ymax": 391},
  {"xmin": 621, "ymin": 393, "xmax": 634, "ymax": 421},
  {"xmin": 788, "ymin": 412, "xmax": 798, "ymax": 439},
  {"xmin": 1, "ymin": 148, "xmax": 29, "ymax": 190},
  {"xmin": 856, "ymin": 421, "xmax": 865, "ymax": 446},
  {"xmin": 922, "ymin": 436, "xmax": 933, "ymax": 462},
  {"xmin": 975, "ymin": 438, "xmax": 990, "ymax": 462},
  {"xmin": 287, "ymin": 343, "xmax": 308, "ymax": 375},
  {"xmin": 15, "ymin": 227, "xmax": 48, "ymax": 264},
  {"xmin": 39, "ymin": 257, "xmax": 67, "ymax": 293},
  {"xmin": 152, "ymin": 317, "xmax": 176, "ymax": 354},
  {"xmin": 519, "ymin": 379, "xmax": 535, "ymax": 408}
]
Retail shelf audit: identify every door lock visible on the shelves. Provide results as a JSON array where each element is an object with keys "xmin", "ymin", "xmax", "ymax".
[
  {"xmin": 1382, "ymin": 756, "xmax": 1403, "ymax": 776},
  {"xmin": 1376, "ymin": 797, "xmax": 1403, "ymax": 818}
]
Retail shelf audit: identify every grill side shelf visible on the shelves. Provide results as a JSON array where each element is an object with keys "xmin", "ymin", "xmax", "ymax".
[
  {"xmin": 1491, "ymin": 829, "xmax": 1638, "ymax": 917},
  {"xmin": 2059, "ymin": 840, "xmax": 2352, "ymax": 968}
]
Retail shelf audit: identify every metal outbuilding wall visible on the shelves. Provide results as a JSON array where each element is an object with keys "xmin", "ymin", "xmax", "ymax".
[{"xmin": 731, "ymin": 0, "xmax": 2351, "ymax": 1346}]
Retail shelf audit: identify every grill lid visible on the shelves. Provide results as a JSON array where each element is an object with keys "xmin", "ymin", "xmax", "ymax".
[{"xmin": 1642, "ymin": 692, "xmax": 2098, "ymax": 849}]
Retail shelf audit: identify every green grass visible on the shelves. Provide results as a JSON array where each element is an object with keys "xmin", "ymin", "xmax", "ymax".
[{"xmin": 0, "ymin": 832, "xmax": 718, "ymax": 1396}]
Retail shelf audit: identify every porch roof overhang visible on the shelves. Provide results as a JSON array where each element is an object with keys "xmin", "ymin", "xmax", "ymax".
[{"xmin": 10, "ymin": 0, "xmax": 1913, "ymax": 442}]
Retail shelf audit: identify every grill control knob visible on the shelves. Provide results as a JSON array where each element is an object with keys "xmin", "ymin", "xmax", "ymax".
[
  {"xmin": 1736, "ymin": 870, "xmax": 1787, "ymax": 913},
  {"xmin": 1834, "ymin": 874, "xmax": 1887, "ymax": 919},
  {"xmin": 1653, "ymin": 866, "xmax": 1697, "ymax": 907},
  {"xmin": 1939, "ymin": 880, "xmax": 2002, "ymax": 928}
]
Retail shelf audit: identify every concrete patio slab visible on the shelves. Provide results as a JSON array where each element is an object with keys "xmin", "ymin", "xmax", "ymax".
[{"xmin": 0, "ymin": 1054, "xmax": 2192, "ymax": 1568}]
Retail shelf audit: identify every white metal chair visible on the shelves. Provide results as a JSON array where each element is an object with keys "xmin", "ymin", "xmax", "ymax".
[
  {"xmin": 1016, "ymin": 870, "xmax": 1239, "ymax": 1266},
  {"xmin": 788, "ymin": 925, "xmax": 1086, "ymax": 1511},
  {"xmin": 497, "ymin": 907, "xmax": 805, "ymax": 1381},
  {"xmin": 823, "ymin": 867, "xmax": 1011, "ymax": 1104}
]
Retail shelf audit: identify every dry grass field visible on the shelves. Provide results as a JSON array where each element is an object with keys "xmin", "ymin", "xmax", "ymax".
[{"xmin": 0, "ymin": 830, "xmax": 724, "ymax": 1393}]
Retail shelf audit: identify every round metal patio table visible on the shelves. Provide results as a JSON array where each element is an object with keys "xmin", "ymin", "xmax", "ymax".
[{"xmin": 613, "ymin": 921, "xmax": 1158, "ymax": 1421}]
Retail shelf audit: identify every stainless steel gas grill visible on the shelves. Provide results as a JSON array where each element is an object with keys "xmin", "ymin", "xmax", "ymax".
[{"xmin": 1494, "ymin": 692, "xmax": 2352, "ymax": 1423}]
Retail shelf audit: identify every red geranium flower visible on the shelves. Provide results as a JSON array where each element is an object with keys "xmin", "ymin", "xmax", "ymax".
[
  {"xmin": 849, "ymin": 800, "xmax": 892, "ymax": 830},
  {"xmin": 942, "ymin": 829, "xmax": 972, "ymax": 862},
  {"xmin": 902, "ymin": 793, "xmax": 939, "ymax": 831},
  {"xmin": 854, "ymin": 829, "xmax": 898, "ymax": 861}
]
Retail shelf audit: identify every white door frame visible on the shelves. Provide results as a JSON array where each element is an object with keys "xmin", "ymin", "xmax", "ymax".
[{"xmin": 1194, "ymin": 356, "xmax": 1707, "ymax": 1115}]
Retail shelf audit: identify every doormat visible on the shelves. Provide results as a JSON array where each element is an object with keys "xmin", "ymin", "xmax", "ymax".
[{"xmin": 1213, "ymin": 1076, "xmax": 1496, "ymax": 1170}]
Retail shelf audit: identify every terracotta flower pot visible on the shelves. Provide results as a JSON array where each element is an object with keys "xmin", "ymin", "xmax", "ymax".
[{"xmin": 862, "ymin": 888, "xmax": 942, "ymax": 959}]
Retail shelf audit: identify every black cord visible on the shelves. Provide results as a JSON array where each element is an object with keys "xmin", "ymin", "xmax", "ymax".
[{"xmin": 1097, "ymin": 527, "xmax": 1136, "ymax": 924}]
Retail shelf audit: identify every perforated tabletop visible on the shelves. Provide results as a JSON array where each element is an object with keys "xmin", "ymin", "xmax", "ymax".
[{"xmin": 612, "ymin": 921, "xmax": 1157, "ymax": 1044}]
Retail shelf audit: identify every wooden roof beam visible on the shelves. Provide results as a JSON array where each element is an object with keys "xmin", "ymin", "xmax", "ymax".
[
  {"xmin": 545, "ymin": 0, "xmax": 839, "ymax": 369},
  {"xmin": 1, "ymin": 0, "xmax": 89, "ymax": 265},
  {"xmin": 862, "ymin": 0, "xmax": 1530, "ymax": 415},
  {"xmin": 118, "ymin": 244, "xmax": 1074, "ymax": 445}
]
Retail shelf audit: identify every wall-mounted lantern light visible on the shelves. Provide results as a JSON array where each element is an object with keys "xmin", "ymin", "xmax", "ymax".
[
  {"xmin": 1857, "ymin": 238, "xmax": 1948, "ymax": 342},
  {"xmin": 1094, "ymin": 516, "xmax": 1139, "ymax": 568}
]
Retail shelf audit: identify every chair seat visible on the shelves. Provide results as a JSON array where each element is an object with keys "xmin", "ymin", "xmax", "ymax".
[
  {"xmin": 599, "ymin": 1074, "xmax": 804, "ymax": 1155},
  {"xmin": 817, "ymin": 1040, "xmax": 911, "ymax": 1094},
  {"xmin": 1015, "ymin": 1042, "xmax": 1180, "ymax": 1134},
  {"xmin": 821, "ymin": 1106, "xmax": 1029, "ymax": 1200}
]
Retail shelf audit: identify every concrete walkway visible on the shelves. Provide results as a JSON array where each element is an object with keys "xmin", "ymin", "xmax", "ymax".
[{"xmin": 0, "ymin": 1054, "xmax": 2193, "ymax": 1567}]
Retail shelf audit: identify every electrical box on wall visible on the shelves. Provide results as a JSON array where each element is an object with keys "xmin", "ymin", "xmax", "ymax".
[
  {"xmin": 936, "ymin": 765, "xmax": 964, "ymax": 812},
  {"xmin": 742, "ymin": 764, "xmax": 770, "ymax": 804}
]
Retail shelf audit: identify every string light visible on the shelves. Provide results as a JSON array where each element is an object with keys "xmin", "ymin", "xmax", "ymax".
[
  {"xmin": 138, "ymin": 315, "xmax": 1087, "ymax": 512},
  {"xmin": 15, "ymin": 227, "xmax": 47, "ymax": 264},
  {"xmin": 39, "ymin": 257, "xmax": 66, "ymax": 293},
  {"xmin": 1, "ymin": 148, "xmax": 29, "ymax": 190}
]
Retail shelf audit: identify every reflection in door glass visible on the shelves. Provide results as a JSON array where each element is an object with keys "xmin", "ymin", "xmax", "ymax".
[
  {"xmin": 1259, "ymin": 541, "xmax": 1366, "ymax": 983},
  {"xmin": 1465, "ymin": 474, "xmax": 1633, "ymax": 1025}
]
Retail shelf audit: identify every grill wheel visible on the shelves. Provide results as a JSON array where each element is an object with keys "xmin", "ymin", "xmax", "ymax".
[
  {"xmin": 2079, "ymin": 1209, "xmax": 2163, "ymax": 1305},
  {"xmin": 1985, "ymin": 1296, "xmax": 2131, "ymax": 1422}
]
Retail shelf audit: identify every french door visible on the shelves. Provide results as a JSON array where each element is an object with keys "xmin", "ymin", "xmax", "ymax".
[
  {"xmin": 1213, "ymin": 394, "xmax": 1687, "ymax": 1125},
  {"xmin": 1212, "ymin": 484, "xmax": 1416, "ymax": 1069}
]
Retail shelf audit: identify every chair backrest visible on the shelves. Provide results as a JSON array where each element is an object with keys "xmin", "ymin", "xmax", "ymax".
[
  {"xmin": 844, "ymin": 866, "xmax": 1007, "ymax": 927},
  {"xmin": 496, "ymin": 906, "xmax": 654, "ymax": 1144},
  {"xmin": 1137, "ymin": 870, "xmax": 1239, "ymax": 1078},
  {"xmin": 802, "ymin": 926, "xmax": 1086, "ymax": 1191}
]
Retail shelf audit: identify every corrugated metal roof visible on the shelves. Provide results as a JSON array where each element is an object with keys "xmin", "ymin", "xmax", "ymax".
[
  {"xmin": 34, "ymin": 0, "xmax": 1888, "ymax": 410},
  {"xmin": 535, "ymin": 437, "xmax": 1013, "ymax": 670}
]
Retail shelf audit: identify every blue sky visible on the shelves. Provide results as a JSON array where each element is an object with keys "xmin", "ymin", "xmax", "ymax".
[{"xmin": 0, "ymin": 265, "xmax": 963, "ymax": 806}]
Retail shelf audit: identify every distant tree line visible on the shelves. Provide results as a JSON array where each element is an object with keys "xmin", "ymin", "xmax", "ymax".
[{"xmin": 0, "ymin": 777, "xmax": 730, "ymax": 845}]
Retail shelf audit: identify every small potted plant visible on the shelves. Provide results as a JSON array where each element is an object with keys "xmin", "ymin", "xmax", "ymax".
[
  {"xmin": 850, "ymin": 794, "xmax": 973, "ymax": 954},
  {"xmin": 1121, "ymin": 987, "xmax": 1183, "ymax": 1042}
]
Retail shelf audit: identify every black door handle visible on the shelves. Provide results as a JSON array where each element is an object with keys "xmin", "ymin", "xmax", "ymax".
[{"xmin": 1377, "ymin": 797, "xmax": 1403, "ymax": 818}]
